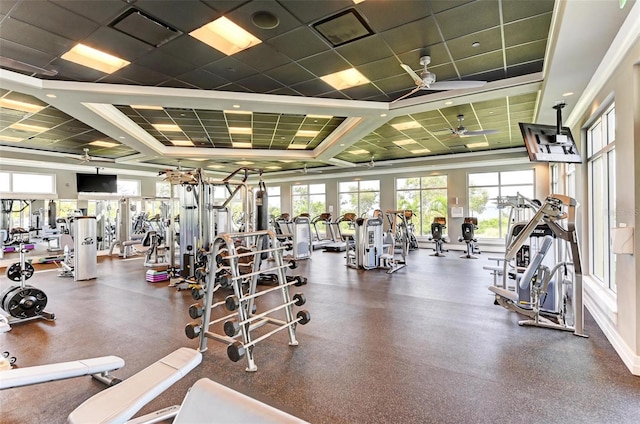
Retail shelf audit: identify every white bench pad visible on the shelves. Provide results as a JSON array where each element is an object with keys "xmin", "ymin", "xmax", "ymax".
[
  {"xmin": 0, "ymin": 356, "xmax": 124, "ymax": 390},
  {"xmin": 175, "ymin": 378, "xmax": 308, "ymax": 424},
  {"xmin": 68, "ymin": 348, "xmax": 201, "ymax": 424}
]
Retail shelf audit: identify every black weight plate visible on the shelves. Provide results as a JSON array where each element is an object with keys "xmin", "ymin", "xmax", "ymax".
[
  {"xmin": 1, "ymin": 286, "xmax": 22, "ymax": 313},
  {"xmin": 23, "ymin": 262, "xmax": 35, "ymax": 280},
  {"xmin": 4, "ymin": 286, "xmax": 48, "ymax": 318},
  {"xmin": 6, "ymin": 263, "xmax": 21, "ymax": 282}
]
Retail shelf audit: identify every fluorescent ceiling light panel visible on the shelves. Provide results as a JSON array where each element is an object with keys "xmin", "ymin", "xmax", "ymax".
[
  {"xmin": 130, "ymin": 105, "xmax": 163, "ymax": 110},
  {"xmin": 232, "ymin": 142, "xmax": 252, "ymax": 148},
  {"xmin": 295, "ymin": 130, "xmax": 319, "ymax": 137},
  {"xmin": 466, "ymin": 142, "xmax": 489, "ymax": 148},
  {"xmin": 266, "ymin": 166, "xmax": 282, "ymax": 170},
  {"xmin": 190, "ymin": 158, "xmax": 207, "ymax": 162},
  {"xmin": 224, "ymin": 110, "xmax": 252, "ymax": 115},
  {"xmin": 189, "ymin": 17, "xmax": 261, "ymax": 56},
  {"xmin": 153, "ymin": 123, "xmax": 182, "ymax": 132},
  {"xmin": 353, "ymin": 0, "xmax": 366, "ymax": 3},
  {"xmin": 349, "ymin": 149, "xmax": 369, "ymax": 155},
  {"xmin": 89, "ymin": 140, "xmax": 119, "ymax": 148},
  {"xmin": 228, "ymin": 127, "xmax": 252, "ymax": 135},
  {"xmin": 320, "ymin": 68, "xmax": 370, "ymax": 90},
  {"xmin": 411, "ymin": 148, "xmax": 431, "ymax": 154},
  {"xmin": 170, "ymin": 140, "xmax": 194, "ymax": 146},
  {"xmin": 236, "ymin": 161, "xmax": 254, "ymax": 165},
  {"xmin": 391, "ymin": 121, "xmax": 421, "ymax": 131},
  {"xmin": 288, "ymin": 144, "xmax": 307, "ymax": 150},
  {"xmin": 9, "ymin": 123, "xmax": 49, "ymax": 132},
  {"xmin": 208, "ymin": 164, "xmax": 225, "ymax": 169},
  {"xmin": 279, "ymin": 160, "xmax": 295, "ymax": 163},
  {"xmin": 392, "ymin": 139, "xmax": 418, "ymax": 146},
  {"xmin": 0, "ymin": 135, "xmax": 23, "ymax": 142},
  {"xmin": 61, "ymin": 43, "xmax": 130, "ymax": 74},
  {"xmin": 0, "ymin": 98, "xmax": 44, "ymax": 114},
  {"xmin": 306, "ymin": 114, "xmax": 332, "ymax": 119}
]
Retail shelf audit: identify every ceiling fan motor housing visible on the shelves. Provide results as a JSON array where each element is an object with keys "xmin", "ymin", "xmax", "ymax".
[{"xmin": 422, "ymin": 71, "xmax": 436, "ymax": 85}]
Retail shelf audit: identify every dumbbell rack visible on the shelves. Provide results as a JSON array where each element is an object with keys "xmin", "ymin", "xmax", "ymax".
[{"xmin": 185, "ymin": 230, "xmax": 309, "ymax": 372}]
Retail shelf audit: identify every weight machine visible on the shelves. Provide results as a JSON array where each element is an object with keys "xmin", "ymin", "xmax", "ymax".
[
  {"xmin": 323, "ymin": 213, "xmax": 356, "ymax": 252},
  {"xmin": 0, "ymin": 243, "xmax": 55, "ymax": 329},
  {"xmin": 273, "ymin": 213, "xmax": 312, "ymax": 260},
  {"xmin": 488, "ymin": 194, "xmax": 586, "ymax": 337},
  {"xmin": 346, "ymin": 213, "xmax": 406, "ymax": 274},
  {"xmin": 458, "ymin": 217, "xmax": 481, "ymax": 259},
  {"xmin": 428, "ymin": 217, "xmax": 448, "ymax": 256}
]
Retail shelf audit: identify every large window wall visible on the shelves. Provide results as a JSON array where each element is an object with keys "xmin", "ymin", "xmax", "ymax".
[
  {"xmin": 468, "ymin": 170, "xmax": 535, "ymax": 238},
  {"xmin": 267, "ymin": 186, "xmax": 281, "ymax": 219},
  {"xmin": 587, "ymin": 103, "xmax": 616, "ymax": 292},
  {"xmin": 338, "ymin": 180, "xmax": 380, "ymax": 217},
  {"xmin": 396, "ymin": 176, "xmax": 448, "ymax": 236},
  {"xmin": 292, "ymin": 184, "xmax": 325, "ymax": 218}
]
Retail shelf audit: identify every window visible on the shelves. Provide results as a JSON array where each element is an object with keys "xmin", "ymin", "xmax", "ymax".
[
  {"xmin": 339, "ymin": 180, "xmax": 380, "ymax": 217},
  {"xmin": 565, "ymin": 163, "xmax": 576, "ymax": 199},
  {"xmin": 468, "ymin": 170, "xmax": 535, "ymax": 238},
  {"xmin": 156, "ymin": 181, "xmax": 171, "ymax": 198},
  {"xmin": 550, "ymin": 164, "xmax": 559, "ymax": 194},
  {"xmin": 587, "ymin": 103, "xmax": 616, "ymax": 292},
  {"xmin": 117, "ymin": 179, "xmax": 140, "ymax": 196},
  {"xmin": 11, "ymin": 172, "xmax": 55, "ymax": 194},
  {"xmin": 267, "ymin": 186, "xmax": 281, "ymax": 219},
  {"xmin": 396, "ymin": 176, "xmax": 447, "ymax": 236},
  {"xmin": 0, "ymin": 172, "xmax": 9, "ymax": 192},
  {"xmin": 292, "ymin": 184, "xmax": 326, "ymax": 217}
]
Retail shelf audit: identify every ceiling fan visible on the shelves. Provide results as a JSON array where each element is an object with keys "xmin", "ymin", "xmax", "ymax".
[
  {"xmin": 437, "ymin": 114, "xmax": 499, "ymax": 138},
  {"xmin": 69, "ymin": 148, "xmax": 116, "ymax": 163},
  {"xmin": 298, "ymin": 163, "xmax": 322, "ymax": 174},
  {"xmin": 361, "ymin": 155, "xmax": 391, "ymax": 168},
  {"xmin": 393, "ymin": 56, "xmax": 486, "ymax": 103}
]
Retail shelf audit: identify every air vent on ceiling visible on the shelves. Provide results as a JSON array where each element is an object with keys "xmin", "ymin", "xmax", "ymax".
[
  {"xmin": 110, "ymin": 8, "xmax": 182, "ymax": 48},
  {"xmin": 312, "ymin": 9, "xmax": 374, "ymax": 47}
]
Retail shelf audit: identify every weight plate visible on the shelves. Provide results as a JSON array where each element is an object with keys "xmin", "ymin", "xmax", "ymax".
[
  {"xmin": 5, "ymin": 262, "xmax": 35, "ymax": 282},
  {"xmin": 3, "ymin": 285, "xmax": 48, "ymax": 318}
]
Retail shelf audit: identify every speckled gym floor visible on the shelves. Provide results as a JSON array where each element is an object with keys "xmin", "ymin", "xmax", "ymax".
[{"xmin": 1, "ymin": 248, "xmax": 639, "ymax": 424}]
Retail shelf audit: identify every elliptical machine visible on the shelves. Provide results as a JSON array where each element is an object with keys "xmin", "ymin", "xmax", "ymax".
[
  {"xmin": 458, "ymin": 217, "xmax": 481, "ymax": 259},
  {"xmin": 1, "ymin": 243, "xmax": 55, "ymax": 330}
]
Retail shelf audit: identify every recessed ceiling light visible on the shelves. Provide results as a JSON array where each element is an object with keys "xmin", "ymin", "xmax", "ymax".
[
  {"xmin": 170, "ymin": 140, "xmax": 194, "ymax": 146},
  {"xmin": 411, "ymin": 148, "xmax": 431, "ymax": 154},
  {"xmin": 380, "ymin": 113, "xmax": 387, "ymax": 117},
  {"xmin": 306, "ymin": 114, "xmax": 332, "ymax": 119},
  {"xmin": 131, "ymin": 104, "xmax": 163, "ymax": 110},
  {"xmin": 118, "ymin": 136, "xmax": 125, "ymax": 139},
  {"xmin": 353, "ymin": 0, "xmax": 366, "ymax": 3},
  {"xmin": 0, "ymin": 98, "xmax": 45, "ymax": 113},
  {"xmin": 340, "ymin": 143, "xmax": 345, "ymax": 147},
  {"xmin": 266, "ymin": 165, "xmax": 282, "ymax": 170},
  {"xmin": 472, "ymin": 42, "xmax": 480, "ymax": 48},
  {"xmin": 9, "ymin": 123, "xmax": 49, "ymax": 133},
  {"xmin": 562, "ymin": 92, "xmax": 574, "ymax": 97},
  {"xmin": 229, "ymin": 127, "xmax": 252, "ymax": 135},
  {"xmin": 224, "ymin": 110, "xmax": 252, "ymax": 115},
  {"xmin": 61, "ymin": 43, "xmax": 130, "ymax": 73},
  {"xmin": 90, "ymin": 140, "xmax": 119, "ymax": 148},
  {"xmin": 392, "ymin": 139, "xmax": 418, "ymax": 146},
  {"xmin": 349, "ymin": 149, "xmax": 369, "ymax": 155},
  {"xmin": 45, "ymin": 94, "xmax": 56, "ymax": 99},
  {"xmin": 189, "ymin": 16, "xmax": 262, "ymax": 56},
  {"xmin": 391, "ymin": 121, "xmax": 421, "ymax": 131},
  {"xmin": 0, "ymin": 135, "xmax": 23, "ymax": 142},
  {"xmin": 320, "ymin": 68, "xmax": 370, "ymax": 90},
  {"xmin": 295, "ymin": 130, "xmax": 319, "ymax": 137},
  {"xmin": 236, "ymin": 160, "xmax": 254, "ymax": 165},
  {"xmin": 153, "ymin": 123, "xmax": 182, "ymax": 132},
  {"xmin": 232, "ymin": 142, "xmax": 252, "ymax": 148},
  {"xmin": 279, "ymin": 160, "xmax": 295, "ymax": 163},
  {"xmin": 444, "ymin": 101, "xmax": 454, "ymax": 105},
  {"xmin": 466, "ymin": 142, "xmax": 489, "ymax": 148},
  {"xmin": 208, "ymin": 164, "xmax": 225, "ymax": 169},
  {"xmin": 288, "ymin": 144, "xmax": 307, "ymax": 150}
]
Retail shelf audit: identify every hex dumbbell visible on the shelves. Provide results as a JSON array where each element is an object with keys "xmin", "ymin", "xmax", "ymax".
[{"xmin": 223, "ymin": 293, "xmax": 306, "ymax": 337}]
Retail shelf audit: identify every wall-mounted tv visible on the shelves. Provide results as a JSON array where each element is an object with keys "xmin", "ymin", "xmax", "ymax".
[
  {"xmin": 518, "ymin": 122, "xmax": 582, "ymax": 163},
  {"xmin": 76, "ymin": 173, "xmax": 118, "ymax": 193}
]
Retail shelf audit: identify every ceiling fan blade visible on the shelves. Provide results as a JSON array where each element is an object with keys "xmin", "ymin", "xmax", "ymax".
[
  {"xmin": 464, "ymin": 129, "xmax": 499, "ymax": 136},
  {"xmin": 391, "ymin": 85, "xmax": 424, "ymax": 104},
  {"xmin": 90, "ymin": 157, "xmax": 116, "ymax": 163},
  {"xmin": 429, "ymin": 80, "xmax": 486, "ymax": 90},
  {"xmin": 0, "ymin": 56, "xmax": 58, "ymax": 76},
  {"xmin": 400, "ymin": 64, "xmax": 424, "ymax": 86}
]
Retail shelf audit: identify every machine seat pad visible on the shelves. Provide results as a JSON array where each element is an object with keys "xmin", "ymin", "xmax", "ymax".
[
  {"xmin": 488, "ymin": 286, "xmax": 518, "ymax": 302},
  {"xmin": 174, "ymin": 378, "xmax": 308, "ymax": 424},
  {"xmin": 0, "ymin": 356, "xmax": 124, "ymax": 390},
  {"xmin": 483, "ymin": 266, "xmax": 503, "ymax": 273},
  {"xmin": 67, "ymin": 348, "xmax": 201, "ymax": 424}
]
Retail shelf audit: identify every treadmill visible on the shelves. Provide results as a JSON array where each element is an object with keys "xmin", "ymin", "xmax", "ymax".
[
  {"xmin": 323, "ymin": 213, "xmax": 356, "ymax": 252},
  {"xmin": 310, "ymin": 213, "xmax": 335, "ymax": 250}
]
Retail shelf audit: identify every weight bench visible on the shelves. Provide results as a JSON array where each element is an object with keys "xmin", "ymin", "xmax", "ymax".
[
  {"xmin": 68, "ymin": 347, "xmax": 202, "ymax": 424},
  {"xmin": 0, "ymin": 356, "xmax": 124, "ymax": 390}
]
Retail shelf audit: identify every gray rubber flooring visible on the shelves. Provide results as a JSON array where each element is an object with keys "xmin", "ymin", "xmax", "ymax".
[{"xmin": 1, "ymin": 248, "xmax": 639, "ymax": 423}]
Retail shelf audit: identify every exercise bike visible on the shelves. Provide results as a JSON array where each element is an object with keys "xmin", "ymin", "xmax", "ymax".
[
  {"xmin": 458, "ymin": 217, "xmax": 481, "ymax": 259},
  {"xmin": 428, "ymin": 217, "xmax": 448, "ymax": 257}
]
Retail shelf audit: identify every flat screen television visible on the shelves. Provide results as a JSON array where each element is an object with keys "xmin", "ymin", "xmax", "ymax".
[
  {"xmin": 76, "ymin": 173, "xmax": 117, "ymax": 193},
  {"xmin": 519, "ymin": 122, "xmax": 582, "ymax": 163}
]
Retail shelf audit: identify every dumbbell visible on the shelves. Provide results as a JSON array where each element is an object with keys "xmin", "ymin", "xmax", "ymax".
[
  {"xmin": 225, "ymin": 276, "xmax": 306, "ymax": 311},
  {"xmin": 223, "ymin": 293, "xmax": 306, "ymax": 337},
  {"xmin": 227, "ymin": 309, "xmax": 311, "ymax": 362}
]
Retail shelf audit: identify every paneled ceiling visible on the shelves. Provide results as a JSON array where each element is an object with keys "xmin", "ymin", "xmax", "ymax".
[{"xmin": 0, "ymin": 0, "xmax": 635, "ymax": 176}]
